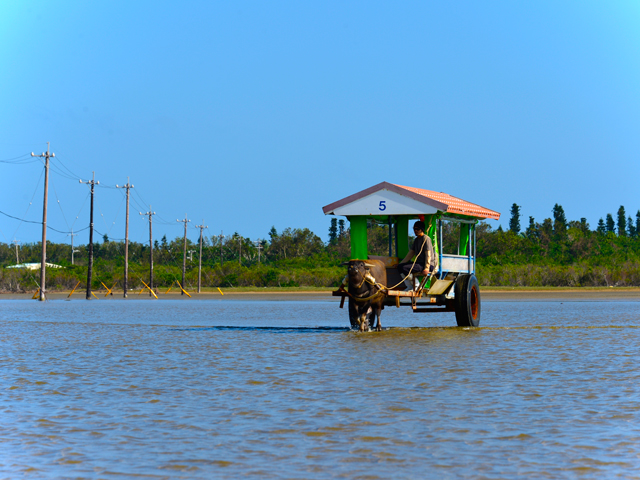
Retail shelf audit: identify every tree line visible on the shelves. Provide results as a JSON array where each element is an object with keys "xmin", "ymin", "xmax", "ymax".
[{"xmin": 1, "ymin": 202, "xmax": 640, "ymax": 291}]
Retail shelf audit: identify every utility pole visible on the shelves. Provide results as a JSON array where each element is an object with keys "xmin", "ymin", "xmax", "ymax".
[
  {"xmin": 31, "ymin": 143, "xmax": 54, "ymax": 301},
  {"xmin": 219, "ymin": 231, "xmax": 224, "ymax": 265},
  {"xmin": 177, "ymin": 214, "xmax": 190, "ymax": 294},
  {"xmin": 80, "ymin": 172, "xmax": 99, "ymax": 300},
  {"xmin": 67, "ymin": 229, "xmax": 78, "ymax": 264},
  {"xmin": 140, "ymin": 206, "xmax": 156, "ymax": 296},
  {"xmin": 116, "ymin": 178, "xmax": 133, "ymax": 297},
  {"xmin": 255, "ymin": 239, "xmax": 262, "ymax": 263},
  {"xmin": 195, "ymin": 221, "xmax": 208, "ymax": 293},
  {"xmin": 12, "ymin": 239, "xmax": 20, "ymax": 264}
]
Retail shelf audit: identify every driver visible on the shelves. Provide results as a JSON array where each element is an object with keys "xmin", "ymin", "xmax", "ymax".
[{"xmin": 396, "ymin": 221, "xmax": 435, "ymax": 290}]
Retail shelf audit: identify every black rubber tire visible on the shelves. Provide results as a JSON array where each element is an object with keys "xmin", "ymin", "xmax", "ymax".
[{"xmin": 454, "ymin": 274, "xmax": 481, "ymax": 327}]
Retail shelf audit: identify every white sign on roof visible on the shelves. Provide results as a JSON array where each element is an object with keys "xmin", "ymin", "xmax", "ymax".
[{"xmin": 330, "ymin": 189, "xmax": 439, "ymax": 216}]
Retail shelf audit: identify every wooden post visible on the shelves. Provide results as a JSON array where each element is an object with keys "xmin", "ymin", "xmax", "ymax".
[
  {"xmin": 39, "ymin": 145, "xmax": 49, "ymax": 301},
  {"xmin": 31, "ymin": 143, "xmax": 54, "ymax": 301},
  {"xmin": 149, "ymin": 208, "xmax": 154, "ymax": 296},
  {"xmin": 195, "ymin": 221, "xmax": 208, "ymax": 294},
  {"xmin": 140, "ymin": 207, "xmax": 155, "ymax": 297},
  {"xmin": 177, "ymin": 215, "xmax": 190, "ymax": 294},
  {"xmin": 80, "ymin": 172, "xmax": 99, "ymax": 300},
  {"xmin": 116, "ymin": 178, "xmax": 133, "ymax": 297}
]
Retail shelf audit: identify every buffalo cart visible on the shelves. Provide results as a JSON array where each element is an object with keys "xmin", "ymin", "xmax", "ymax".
[{"xmin": 323, "ymin": 182, "xmax": 500, "ymax": 327}]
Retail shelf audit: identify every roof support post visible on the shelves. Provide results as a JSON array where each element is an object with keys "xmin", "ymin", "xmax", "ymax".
[
  {"xmin": 459, "ymin": 223, "xmax": 470, "ymax": 256},
  {"xmin": 425, "ymin": 214, "xmax": 438, "ymax": 259},
  {"xmin": 348, "ymin": 216, "xmax": 368, "ymax": 260},
  {"xmin": 397, "ymin": 217, "xmax": 409, "ymax": 260}
]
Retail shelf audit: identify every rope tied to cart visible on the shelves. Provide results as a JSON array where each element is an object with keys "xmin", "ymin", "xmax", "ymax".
[{"xmin": 338, "ymin": 282, "xmax": 386, "ymax": 303}]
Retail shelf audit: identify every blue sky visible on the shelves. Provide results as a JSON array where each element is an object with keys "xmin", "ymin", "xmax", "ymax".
[{"xmin": 1, "ymin": 1, "xmax": 639, "ymax": 247}]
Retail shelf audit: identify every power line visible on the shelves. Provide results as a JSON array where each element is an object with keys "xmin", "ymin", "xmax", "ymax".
[
  {"xmin": 94, "ymin": 230, "xmax": 125, "ymax": 242},
  {"xmin": 0, "ymin": 209, "xmax": 89, "ymax": 234},
  {"xmin": 50, "ymin": 175, "xmax": 71, "ymax": 231},
  {"xmin": 11, "ymin": 165, "xmax": 45, "ymax": 241},
  {"xmin": 48, "ymin": 225, "xmax": 89, "ymax": 235},
  {"xmin": 0, "ymin": 209, "xmax": 42, "ymax": 224},
  {"xmin": 53, "ymin": 154, "xmax": 82, "ymax": 180},
  {"xmin": 71, "ymin": 192, "xmax": 90, "ymax": 230},
  {"xmin": 0, "ymin": 153, "xmax": 40, "ymax": 164},
  {"xmin": 48, "ymin": 161, "xmax": 79, "ymax": 181}
]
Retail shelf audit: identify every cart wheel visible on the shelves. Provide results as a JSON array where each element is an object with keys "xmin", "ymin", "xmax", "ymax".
[{"xmin": 454, "ymin": 274, "xmax": 481, "ymax": 327}]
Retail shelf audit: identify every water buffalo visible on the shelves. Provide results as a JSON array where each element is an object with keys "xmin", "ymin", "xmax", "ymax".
[{"xmin": 344, "ymin": 259, "xmax": 387, "ymax": 332}]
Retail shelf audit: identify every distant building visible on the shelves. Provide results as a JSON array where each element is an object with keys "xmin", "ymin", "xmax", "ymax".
[{"xmin": 5, "ymin": 263, "xmax": 63, "ymax": 270}]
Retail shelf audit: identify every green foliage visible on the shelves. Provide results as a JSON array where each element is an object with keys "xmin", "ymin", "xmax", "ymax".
[
  {"xmin": 606, "ymin": 213, "xmax": 615, "ymax": 233},
  {"xmin": 628, "ymin": 217, "xmax": 636, "ymax": 237},
  {"xmin": 328, "ymin": 218, "xmax": 338, "ymax": 244},
  {"xmin": 509, "ymin": 203, "xmax": 521, "ymax": 234},
  {"xmin": 552, "ymin": 204, "xmax": 566, "ymax": 234},
  {"xmin": 5, "ymin": 204, "xmax": 640, "ymax": 291},
  {"xmin": 617, "ymin": 206, "xmax": 627, "ymax": 236}
]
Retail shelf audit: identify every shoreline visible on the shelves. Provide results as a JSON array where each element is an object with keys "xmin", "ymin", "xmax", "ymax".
[{"xmin": 1, "ymin": 286, "xmax": 639, "ymax": 301}]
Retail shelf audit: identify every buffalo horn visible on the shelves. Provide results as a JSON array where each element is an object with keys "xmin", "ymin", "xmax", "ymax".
[{"xmin": 363, "ymin": 263, "xmax": 375, "ymax": 268}]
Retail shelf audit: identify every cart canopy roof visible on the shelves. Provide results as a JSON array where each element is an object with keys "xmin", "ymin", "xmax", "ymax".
[{"xmin": 322, "ymin": 182, "xmax": 500, "ymax": 220}]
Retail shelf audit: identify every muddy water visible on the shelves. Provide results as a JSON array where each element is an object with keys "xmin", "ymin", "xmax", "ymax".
[{"xmin": 1, "ymin": 297, "xmax": 640, "ymax": 478}]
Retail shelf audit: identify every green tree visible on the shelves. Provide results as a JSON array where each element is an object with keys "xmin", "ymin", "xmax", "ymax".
[
  {"xmin": 606, "ymin": 214, "xmax": 615, "ymax": 233},
  {"xmin": 525, "ymin": 216, "xmax": 537, "ymax": 239},
  {"xmin": 509, "ymin": 203, "xmax": 521, "ymax": 234},
  {"xmin": 596, "ymin": 218, "xmax": 605, "ymax": 234},
  {"xmin": 580, "ymin": 218, "xmax": 589, "ymax": 233},
  {"xmin": 552, "ymin": 204, "xmax": 567, "ymax": 234},
  {"xmin": 338, "ymin": 219, "xmax": 345, "ymax": 238},
  {"xmin": 328, "ymin": 218, "xmax": 338, "ymax": 244},
  {"xmin": 628, "ymin": 216, "xmax": 636, "ymax": 237},
  {"xmin": 617, "ymin": 206, "xmax": 627, "ymax": 236}
]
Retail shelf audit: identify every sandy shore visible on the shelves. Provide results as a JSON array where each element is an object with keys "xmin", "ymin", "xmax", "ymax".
[{"xmin": 2, "ymin": 287, "xmax": 639, "ymax": 301}]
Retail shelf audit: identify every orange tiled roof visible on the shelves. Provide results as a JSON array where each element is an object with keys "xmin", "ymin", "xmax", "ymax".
[{"xmin": 393, "ymin": 184, "xmax": 500, "ymax": 220}]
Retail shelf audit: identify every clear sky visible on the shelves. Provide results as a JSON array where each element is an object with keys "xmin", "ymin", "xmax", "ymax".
[{"xmin": 1, "ymin": 1, "xmax": 639, "ymax": 247}]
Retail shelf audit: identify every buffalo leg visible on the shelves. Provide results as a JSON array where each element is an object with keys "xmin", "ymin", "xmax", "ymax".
[
  {"xmin": 348, "ymin": 299, "xmax": 359, "ymax": 329},
  {"xmin": 358, "ymin": 309, "xmax": 371, "ymax": 332},
  {"xmin": 374, "ymin": 307, "xmax": 382, "ymax": 332}
]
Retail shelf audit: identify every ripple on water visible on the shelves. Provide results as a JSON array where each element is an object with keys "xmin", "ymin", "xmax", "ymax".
[{"xmin": 1, "ymin": 299, "xmax": 640, "ymax": 478}]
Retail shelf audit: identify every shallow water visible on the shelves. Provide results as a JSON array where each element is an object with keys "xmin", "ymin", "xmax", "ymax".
[{"xmin": 1, "ymin": 297, "xmax": 640, "ymax": 479}]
